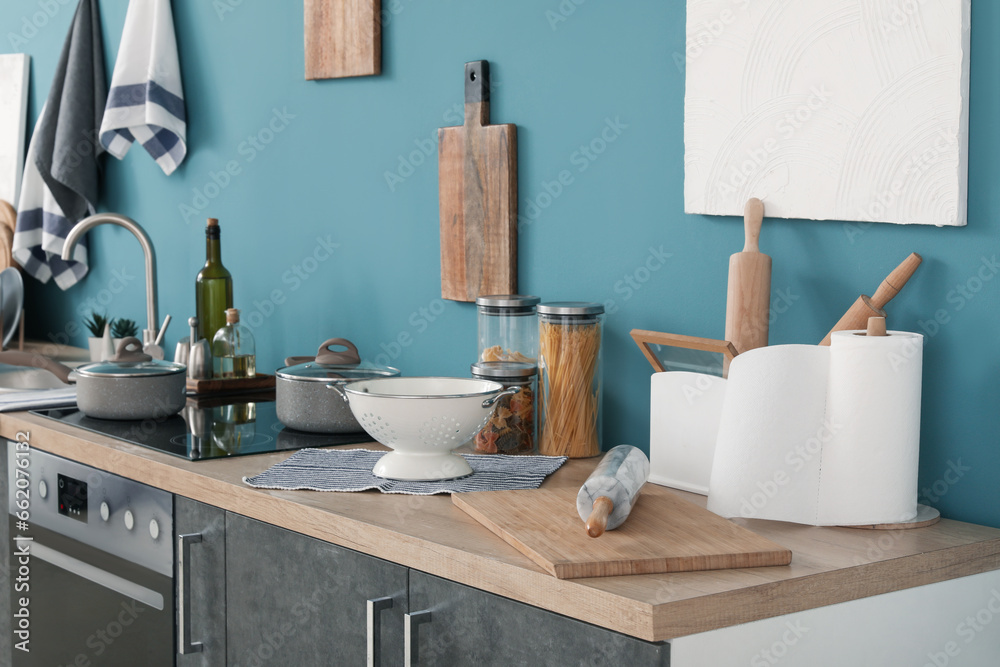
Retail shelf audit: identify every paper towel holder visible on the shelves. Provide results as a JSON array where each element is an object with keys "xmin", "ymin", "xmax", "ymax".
[{"xmin": 631, "ymin": 330, "xmax": 740, "ymax": 378}]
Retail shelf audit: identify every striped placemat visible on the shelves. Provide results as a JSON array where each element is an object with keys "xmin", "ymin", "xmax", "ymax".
[{"xmin": 243, "ymin": 448, "xmax": 567, "ymax": 495}]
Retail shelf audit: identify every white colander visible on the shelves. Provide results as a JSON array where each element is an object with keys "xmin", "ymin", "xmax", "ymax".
[{"xmin": 334, "ymin": 377, "xmax": 518, "ymax": 480}]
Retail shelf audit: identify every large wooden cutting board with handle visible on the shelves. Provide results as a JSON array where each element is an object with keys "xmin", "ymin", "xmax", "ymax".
[
  {"xmin": 439, "ymin": 60, "xmax": 517, "ymax": 302},
  {"xmin": 453, "ymin": 484, "xmax": 791, "ymax": 579}
]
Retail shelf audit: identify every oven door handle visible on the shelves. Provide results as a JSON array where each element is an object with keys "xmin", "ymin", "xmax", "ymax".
[{"xmin": 29, "ymin": 540, "xmax": 165, "ymax": 611}]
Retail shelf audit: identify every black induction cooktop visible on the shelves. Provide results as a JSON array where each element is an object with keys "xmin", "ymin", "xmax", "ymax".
[{"xmin": 31, "ymin": 398, "xmax": 370, "ymax": 461}]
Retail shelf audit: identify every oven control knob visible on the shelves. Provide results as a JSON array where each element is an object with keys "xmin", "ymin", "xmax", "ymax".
[
  {"xmin": 100, "ymin": 501, "xmax": 110, "ymax": 522},
  {"xmin": 123, "ymin": 509, "xmax": 135, "ymax": 531},
  {"xmin": 149, "ymin": 519, "xmax": 160, "ymax": 541},
  {"xmin": 38, "ymin": 480, "xmax": 48, "ymax": 499}
]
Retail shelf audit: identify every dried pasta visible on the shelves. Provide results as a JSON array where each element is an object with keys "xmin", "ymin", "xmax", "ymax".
[
  {"xmin": 480, "ymin": 345, "xmax": 533, "ymax": 363},
  {"xmin": 538, "ymin": 320, "xmax": 601, "ymax": 457}
]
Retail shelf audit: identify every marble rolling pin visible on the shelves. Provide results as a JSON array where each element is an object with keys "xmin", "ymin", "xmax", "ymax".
[
  {"xmin": 576, "ymin": 445, "xmax": 650, "ymax": 538},
  {"xmin": 820, "ymin": 252, "xmax": 922, "ymax": 345}
]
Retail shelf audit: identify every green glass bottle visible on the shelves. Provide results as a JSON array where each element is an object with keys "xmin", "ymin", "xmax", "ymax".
[{"xmin": 195, "ymin": 218, "xmax": 233, "ymax": 342}]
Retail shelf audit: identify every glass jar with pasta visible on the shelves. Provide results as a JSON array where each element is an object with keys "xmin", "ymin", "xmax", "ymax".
[
  {"xmin": 471, "ymin": 361, "xmax": 537, "ymax": 455},
  {"xmin": 537, "ymin": 302, "xmax": 604, "ymax": 458},
  {"xmin": 476, "ymin": 295, "xmax": 540, "ymax": 364}
]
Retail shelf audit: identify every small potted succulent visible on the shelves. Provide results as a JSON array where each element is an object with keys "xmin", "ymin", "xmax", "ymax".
[
  {"xmin": 84, "ymin": 313, "xmax": 141, "ymax": 361},
  {"xmin": 84, "ymin": 311, "xmax": 111, "ymax": 361},
  {"xmin": 111, "ymin": 318, "xmax": 139, "ymax": 341}
]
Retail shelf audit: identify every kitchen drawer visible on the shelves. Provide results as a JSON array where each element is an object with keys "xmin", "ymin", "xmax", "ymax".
[{"xmin": 407, "ymin": 570, "xmax": 669, "ymax": 666}]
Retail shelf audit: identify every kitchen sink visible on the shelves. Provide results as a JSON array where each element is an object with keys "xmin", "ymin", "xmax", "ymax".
[{"xmin": 0, "ymin": 364, "xmax": 77, "ymax": 392}]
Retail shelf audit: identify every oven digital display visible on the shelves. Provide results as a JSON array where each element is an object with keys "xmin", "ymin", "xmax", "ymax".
[{"xmin": 57, "ymin": 474, "xmax": 87, "ymax": 522}]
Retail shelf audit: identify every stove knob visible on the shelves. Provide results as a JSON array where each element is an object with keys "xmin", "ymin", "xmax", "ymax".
[
  {"xmin": 100, "ymin": 501, "xmax": 111, "ymax": 522},
  {"xmin": 123, "ymin": 509, "xmax": 135, "ymax": 531},
  {"xmin": 149, "ymin": 519, "xmax": 160, "ymax": 541},
  {"xmin": 38, "ymin": 480, "xmax": 48, "ymax": 499}
]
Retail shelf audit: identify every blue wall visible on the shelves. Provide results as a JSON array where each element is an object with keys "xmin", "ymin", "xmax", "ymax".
[{"xmin": 5, "ymin": 1, "xmax": 998, "ymax": 527}]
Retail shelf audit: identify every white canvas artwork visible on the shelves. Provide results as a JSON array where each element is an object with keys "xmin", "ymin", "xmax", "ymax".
[
  {"xmin": 684, "ymin": 0, "xmax": 971, "ymax": 226},
  {"xmin": 0, "ymin": 54, "xmax": 30, "ymax": 207}
]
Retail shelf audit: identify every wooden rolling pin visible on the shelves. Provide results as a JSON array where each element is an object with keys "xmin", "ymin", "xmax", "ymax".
[
  {"xmin": 725, "ymin": 198, "xmax": 771, "ymax": 359},
  {"xmin": 576, "ymin": 445, "xmax": 650, "ymax": 538},
  {"xmin": 820, "ymin": 253, "xmax": 922, "ymax": 345}
]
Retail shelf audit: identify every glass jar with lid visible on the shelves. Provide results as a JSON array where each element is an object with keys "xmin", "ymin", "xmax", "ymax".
[
  {"xmin": 537, "ymin": 302, "xmax": 605, "ymax": 458},
  {"xmin": 476, "ymin": 295, "xmax": 540, "ymax": 364},
  {"xmin": 471, "ymin": 361, "xmax": 537, "ymax": 455}
]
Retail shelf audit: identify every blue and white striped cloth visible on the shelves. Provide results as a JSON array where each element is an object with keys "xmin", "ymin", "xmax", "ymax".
[
  {"xmin": 243, "ymin": 448, "xmax": 568, "ymax": 495},
  {"xmin": 13, "ymin": 0, "xmax": 106, "ymax": 289},
  {"xmin": 100, "ymin": 0, "xmax": 186, "ymax": 175}
]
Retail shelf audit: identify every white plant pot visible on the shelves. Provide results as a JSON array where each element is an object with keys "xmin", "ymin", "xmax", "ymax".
[{"xmin": 88, "ymin": 337, "xmax": 124, "ymax": 361}]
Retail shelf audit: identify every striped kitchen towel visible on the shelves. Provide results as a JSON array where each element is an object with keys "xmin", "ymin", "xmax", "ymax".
[
  {"xmin": 12, "ymin": 0, "xmax": 106, "ymax": 289},
  {"xmin": 100, "ymin": 0, "xmax": 186, "ymax": 175},
  {"xmin": 243, "ymin": 448, "xmax": 568, "ymax": 495}
]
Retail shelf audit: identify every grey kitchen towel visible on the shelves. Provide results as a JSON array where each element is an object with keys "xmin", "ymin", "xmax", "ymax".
[
  {"xmin": 243, "ymin": 448, "xmax": 568, "ymax": 495},
  {"xmin": 12, "ymin": 0, "xmax": 106, "ymax": 289}
]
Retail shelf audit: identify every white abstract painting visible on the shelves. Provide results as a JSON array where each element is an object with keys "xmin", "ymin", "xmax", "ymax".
[
  {"xmin": 684, "ymin": 0, "xmax": 971, "ymax": 226},
  {"xmin": 0, "ymin": 54, "xmax": 30, "ymax": 207}
]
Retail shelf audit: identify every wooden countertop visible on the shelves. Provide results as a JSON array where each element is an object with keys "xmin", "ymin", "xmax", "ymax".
[{"xmin": 4, "ymin": 410, "xmax": 1000, "ymax": 642}]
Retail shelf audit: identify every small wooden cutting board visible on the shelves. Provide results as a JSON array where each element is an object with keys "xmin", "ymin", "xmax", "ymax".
[
  {"xmin": 453, "ymin": 485, "xmax": 791, "ymax": 579},
  {"xmin": 438, "ymin": 60, "xmax": 517, "ymax": 302}
]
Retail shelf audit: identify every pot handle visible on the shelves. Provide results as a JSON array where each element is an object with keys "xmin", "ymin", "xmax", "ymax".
[
  {"xmin": 112, "ymin": 337, "xmax": 152, "ymax": 363},
  {"xmin": 315, "ymin": 338, "xmax": 361, "ymax": 366},
  {"xmin": 326, "ymin": 382, "xmax": 349, "ymax": 403},
  {"xmin": 0, "ymin": 351, "xmax": 74, "ymax": 385},
  {"xmin": 482, "ymin": 386, "xmax": 520, "ymax": 409}
]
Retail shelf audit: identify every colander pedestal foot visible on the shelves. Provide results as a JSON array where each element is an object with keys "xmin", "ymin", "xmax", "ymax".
[{"xmin": 372, "ymin": 451, "xmax": 473, "ymax": 481}]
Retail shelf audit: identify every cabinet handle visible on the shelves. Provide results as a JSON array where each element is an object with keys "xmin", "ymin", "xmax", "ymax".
[
  {"xmin": 367, "ymin": 596, "xmax": 393, "ymax": 667},
  {"xmin": 178, "ymin": 533, "xmax": 204, "ymax": 654},
  {"xmin": 404, "ymin": 610, "xmax": 432, "ymax": 667}
]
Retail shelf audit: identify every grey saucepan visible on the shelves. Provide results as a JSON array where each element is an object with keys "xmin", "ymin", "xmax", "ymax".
[
  {"xmin": 275, "ymin": 338, "xmax": 399, "ymax": 434},
  {"xmin": 0, "ymin": 337, "xmax": 186, "ymax": 420}
]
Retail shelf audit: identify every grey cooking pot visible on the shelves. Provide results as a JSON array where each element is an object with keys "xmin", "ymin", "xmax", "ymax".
[
  {"xmin": 0, "ymin": 337, "xmax": 186, "ymax": 421},
  {"xmin": 275, "ymin": 338, "xmax": 399, "ymax": 433}
]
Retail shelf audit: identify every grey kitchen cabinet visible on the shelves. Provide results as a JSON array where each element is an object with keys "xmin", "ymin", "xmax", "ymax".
[
  {"xmin": 221, "ymin": 512, "xmax": 667, "ymax": 666},
  {"xmin": 407, "ymin": 571, "xmax": 669, "ymax": 667},
  {"xmin": 175, "ymin": 496, "xmax": 227, "ymax": 666},
  {"xmin": 225, "ymin": 512, "xmax": 408, "ymax": 667}
]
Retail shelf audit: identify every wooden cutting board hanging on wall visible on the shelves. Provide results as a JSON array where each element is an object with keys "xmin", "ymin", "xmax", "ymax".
[
  {"xmin": 439, "ymin": 60, "xmax": 518, "ymax": 302},
  {"xmin": 304, "ymin": 0, "xmax": 381, "ymax": 79}
]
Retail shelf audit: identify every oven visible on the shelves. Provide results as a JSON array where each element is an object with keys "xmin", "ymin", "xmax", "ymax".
[{"xmin": 7, "ymin": 444, "xmax": 174, "ymax": 666}]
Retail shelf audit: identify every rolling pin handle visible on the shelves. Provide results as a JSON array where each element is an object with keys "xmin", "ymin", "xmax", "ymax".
[
  {"xmin": 871, "ymin": 252, "xmax": 922, "ymax": 309},
  {"xmin": 743, "ymin": 198, "xmax": 765, "ymax": 253},
  {"xmin": 586, "ymin": 496, "xmax": 615, "ymax": 538},
  {"xmin": 866, "ymin": 316, "xmax": 887, "ymax": 337}
]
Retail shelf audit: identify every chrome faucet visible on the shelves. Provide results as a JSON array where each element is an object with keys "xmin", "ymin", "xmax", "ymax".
[{"xmin": 61, "ymin": 213, "xmax": 159, "ymax": 346}]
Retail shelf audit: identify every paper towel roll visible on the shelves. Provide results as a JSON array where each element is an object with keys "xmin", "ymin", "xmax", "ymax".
[{"xmin": 707, "ymin": 331, "xmax": 923, "ymax": 526}]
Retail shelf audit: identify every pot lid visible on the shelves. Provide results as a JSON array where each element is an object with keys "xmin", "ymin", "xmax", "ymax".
[
  {"xmin": 276, "ymin": 338, "xmax": 400, "ymax": 383},
  {"xmin": 75, "ymin": 337, "xmax": 186, "ymax": 378},
  {"xmin": 277, "ymin": 362, "xmax": 400, "ymax": 383}
]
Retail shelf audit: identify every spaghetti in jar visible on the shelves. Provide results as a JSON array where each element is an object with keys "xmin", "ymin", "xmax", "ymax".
[{"xmin": 537, "ymin": 302, "xmax": 604, "ymax": 458}]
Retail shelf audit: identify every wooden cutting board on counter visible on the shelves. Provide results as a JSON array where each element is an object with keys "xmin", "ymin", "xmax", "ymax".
[
  {"xmin": 453, "ymin": 485, "xmax": 792, "ymax": 579},
  {"xmin": 439, "ymin": 60, "xmax": 517, "ymax": 302}
]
